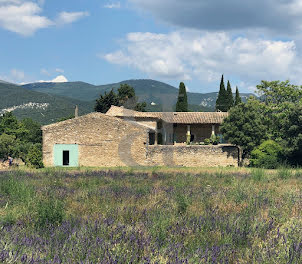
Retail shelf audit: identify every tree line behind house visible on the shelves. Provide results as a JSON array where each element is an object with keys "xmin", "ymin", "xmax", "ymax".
[
  {"xmin": 170, "ymin": 75, "xmax": 302, "ymax": 168},
  {"xmin": 221, "ymin": 80, "xmax": 302, "ymax": 168},
  {"xmin": 0, "ymin": 113, "xmax": 43, "ymax": 168}
]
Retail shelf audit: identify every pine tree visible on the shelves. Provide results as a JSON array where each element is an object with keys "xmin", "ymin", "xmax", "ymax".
[
  {"xmin": 215, "ymin": 75, "xmax": 227, "ymax": 112},
  {"xmin": 95, "ymin": 84, "xmax": 147, "ymax": 113},
  {"xmin": 235, "ymin": 86, "xmax": 242, "ymax": 105},
  {"xmin": 176, "ymin": 82, "xmax": 188, "ymax": 112},
  {"xmin": 226, "ymin": 80, "xmax": 234, "ymax": 111},
  {"xmin": 94, "ymin": 89, "xmax": 118, "ymax": 113}
]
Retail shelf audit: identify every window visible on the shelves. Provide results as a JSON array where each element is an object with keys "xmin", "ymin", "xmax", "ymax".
[{"xmin": 63, "ymin": 151, "xmax": 69, "ymax": 166}]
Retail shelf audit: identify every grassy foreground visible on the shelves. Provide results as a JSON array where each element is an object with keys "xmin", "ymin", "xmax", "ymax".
[{"xmin": 0, "ymin": 167, "xmax": 302, "ymax": 263}]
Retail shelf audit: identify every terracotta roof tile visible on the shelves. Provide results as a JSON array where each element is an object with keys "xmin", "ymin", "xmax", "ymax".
[{"xmin": 106, "ymin": 105, "xmax": 228, "ymax": 124}]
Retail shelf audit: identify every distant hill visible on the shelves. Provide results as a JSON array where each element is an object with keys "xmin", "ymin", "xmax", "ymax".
[
  {"xmin": 22, "ymin": 79, "xmax": 255, "ymax": 111},
  {"xmin": 0, "ymin": 82, "xmax": 93, "ymax": 125}
]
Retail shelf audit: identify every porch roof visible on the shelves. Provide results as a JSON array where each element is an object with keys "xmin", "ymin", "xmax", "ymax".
[{"xmin": 106, "ymin": 106, "xmax": 228, "ymax": 124}]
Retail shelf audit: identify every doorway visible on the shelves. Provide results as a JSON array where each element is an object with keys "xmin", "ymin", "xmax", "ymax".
[
  {"xmin": 54, "ymin": 144, "xmax": 79, "ymax": 167},
  {"xmin": 63, "ymin": 151, "xmax": 69, "ymax": 166}
]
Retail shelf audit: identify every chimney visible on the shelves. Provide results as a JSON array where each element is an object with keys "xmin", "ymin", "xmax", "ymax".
[{"xmin": 75, "ymin": 105, "xmax": 79, "ymax": 118}]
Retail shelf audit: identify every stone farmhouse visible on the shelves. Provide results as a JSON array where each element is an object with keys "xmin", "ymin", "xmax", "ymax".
[{"xmin": 42, "ymin": 106, "xmax": 239, "ymax": 167}]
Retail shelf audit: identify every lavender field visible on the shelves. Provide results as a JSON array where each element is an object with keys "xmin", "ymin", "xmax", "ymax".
[{"xmin": 0, "ymin": 168, "xmax": 302, "ymax": 263}]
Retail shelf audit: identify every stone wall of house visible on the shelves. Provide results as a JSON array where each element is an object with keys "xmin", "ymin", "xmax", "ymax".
[
  {"xmin": 135, "ymin": 119, "xmax": 157, "ymax": 130},
  {"xmin": 146, "ymin": 145, "xmax": 239, "ymax": 167},
  {"xmin": 42, "ymin": 113, "xmax": 150, "ymax": 167},
  {"xmin": 43, "ymin": 113, "xmax": 238, "ymax": 168}
]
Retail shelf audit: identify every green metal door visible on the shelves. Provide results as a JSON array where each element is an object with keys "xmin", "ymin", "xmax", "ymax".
[{"xmin": 53, "ymin": 144, "xmax": 79, "ymax": 167}]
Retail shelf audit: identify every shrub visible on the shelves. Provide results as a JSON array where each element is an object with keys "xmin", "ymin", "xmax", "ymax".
[
  {"xmin": 251, "ymin": 168, "xmax": 266, "ymax": 182},
  {"xmin": 210, "ymin": 134, "xmax": 219, "ymax": 145},
  {"xmin": 250, "ymin": 140, "xmax": 283, "ymax": 169},
  {"xmin": 26, "ymin": 144, "xmax": 44, "ymax": 168},
  {"xmin": 277, "ymin": 168, "xmax": 292, "ymax": 180},
  {"xmin": 204, "ymin": 138, "xmax": 210, "ymax": 145}
]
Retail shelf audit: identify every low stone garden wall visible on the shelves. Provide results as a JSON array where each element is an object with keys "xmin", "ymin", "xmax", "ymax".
[{"xmin": 146, "ymin": 144, "xmax": 239, "ymax": 167}]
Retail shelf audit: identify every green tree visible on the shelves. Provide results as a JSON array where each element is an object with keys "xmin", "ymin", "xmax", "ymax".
[
  {"xmin": 134, "ymin": 102, "xmax": 147, "ymax": 112},
  {"xmin": 250, "ymin": 140, "xmax": 283, "ymax": 169},
  {"xmin": 176, "ymin": 82, "xmax": 188, "ymax": 112},
  {"xmin": 220, "ymin": 97, "xmax": 268, "ymax": 159},
  {"xmin": 117, "ymin": 84, "xmax": 135, "ymax": 106},
  {"xmin": 0, "ymin": 112, "xmax": 30, "ymax": 145},
  {"xmin": 118, "ymin": 84, "xmax": 144, "ymax": 110},
  {"xmin": 95, "ymin": 84, "xmax": 147, "ymax": 113},
  {"xmin": 256, "ymin": 80, "xmax": 302, "ymax": 139},
  {"xmin": 221, "ymin": 80, "xmax": 302, "ymax": 165},
  {"xmin": 0, "ymin": 113, "xmax": 43, "ymax": 164},
  {"xmin": 0, "ymin": 134, "xmax": 18, "ymax": 159},
  {"xmin": 20, "ymin": 118, "xmax": 42, "ymax": 144},
  {"xmin": 234, "ymin": 86, "xmax": 242, "ymax": 105},
  {"xmin": 94, "ymin": 89, "xmax": 119, "ymax": 113},
  {"xmin": 26, "ymin": 143, "xmax": 44, "ymax": 168},
  {"xmin": 216, "ymin": 75, "xmax": 227, "ymax": 112},
  {"xmin": 280, "ymin": 105, "xmax": 302, "ymax": 165},
  {"xmin": 226, "ymin": 80, "xmax": 234, "ymax": 110}
]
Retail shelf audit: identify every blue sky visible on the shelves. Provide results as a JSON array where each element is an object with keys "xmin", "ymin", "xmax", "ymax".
[{"xmin": 1, "ymin": 0, "xmax": 302, "ymax": 93}]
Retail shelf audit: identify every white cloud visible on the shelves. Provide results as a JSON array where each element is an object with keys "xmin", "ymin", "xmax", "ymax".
[
  {"xmin": 102, "ymin": 31, "xmax": 302, "ymax": 91},
  {"xmin": 0, "ymin": 0, "xmax": 22, "ymax": 4},
  {"xmin": 0, "ymin": 1, "xmax": 53, "ymax": 36},
  {"xmin": 0, "ymin": 1, "xmax": 89, "ymax": 36},
  {"xmin": 129, "ymin": 0, "xmax": 302, "ymax": 34},
  {"xmin": 56, "ymin": 11, "xmax": 89, "ymax": 25},
  {"xmin": 104, "ymin": 2, "xmax": 121, "ymax": 9}
]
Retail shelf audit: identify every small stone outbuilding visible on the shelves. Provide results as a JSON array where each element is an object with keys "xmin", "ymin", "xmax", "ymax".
[{"xmin": 42, "ymin": 108, "xmax": 239, "ymax": 167}]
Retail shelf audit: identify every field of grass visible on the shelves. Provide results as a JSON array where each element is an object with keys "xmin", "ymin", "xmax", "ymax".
[{"xmin": 0, "ymin": 167, "xmax": 302, "ymax": 263}]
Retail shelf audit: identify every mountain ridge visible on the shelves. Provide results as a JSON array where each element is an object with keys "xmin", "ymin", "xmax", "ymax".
[
  {"xmin": 0, "ymin": 79, "xmax": 255, "ymax": 124},
  {"xmin": 22, "ymin": 79, "xmax": 255, "ymax": 110},
  {"xmin": 0, "ymin": 82, "xmax": 93, "ymax": 125}
]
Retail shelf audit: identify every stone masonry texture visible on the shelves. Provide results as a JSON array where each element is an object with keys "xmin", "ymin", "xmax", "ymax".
[{"xmin": 42, "ymin": 113, "xmax": 239, "ymax": 167}]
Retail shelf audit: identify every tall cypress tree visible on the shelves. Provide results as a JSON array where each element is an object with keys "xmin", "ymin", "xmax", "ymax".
[
  {"xmin": 176, "ymin": 82, "xmax": 188, "ymax": 112},
  {"xmin": 216, "ymin": 75, "xmax": 227, "ymax": 112},
  {"xmin": 226, "ymin": 80, "xmax": 234, "ymax": 111},
  {"xmin": 235, "ymin": 86, "xmax": 242, "ymax": 105}
]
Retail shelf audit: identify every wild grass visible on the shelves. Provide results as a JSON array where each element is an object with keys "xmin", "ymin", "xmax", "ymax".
[{"xmin": 0, "ymin": 167, "xmax": 301, "ymax": 263}]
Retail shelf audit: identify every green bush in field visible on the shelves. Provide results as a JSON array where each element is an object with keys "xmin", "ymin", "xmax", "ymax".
[
  {"xmin": 26, "ymin": 143, "xmax": 44, "ymax": 168},
  {"xmin": 250, "ymin": 140, "xmax": 283, "ymax": 169}
]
